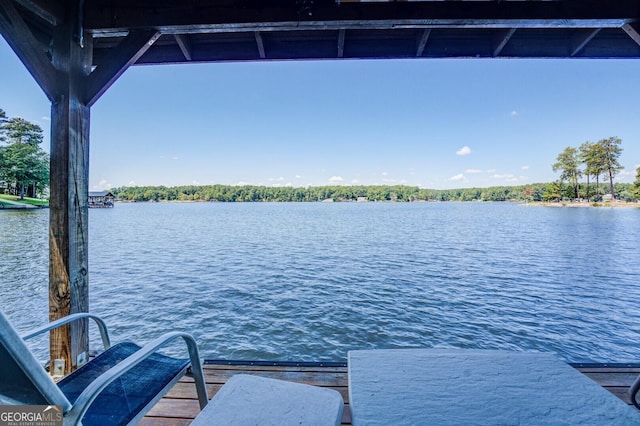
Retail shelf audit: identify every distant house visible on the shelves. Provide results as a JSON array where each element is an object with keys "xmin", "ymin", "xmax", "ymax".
[
  {"xmin": 88, "ymin": 191, "xmax": 115, "ymax": 208},
  {"xmin": 602, "ymin": 194, "xmax": 614, "ymax": 202}
]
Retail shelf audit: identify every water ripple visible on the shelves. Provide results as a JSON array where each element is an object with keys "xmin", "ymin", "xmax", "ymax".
[{"xmin": 2, "ymin": 203, "xmax": 639, "ymax": 363}]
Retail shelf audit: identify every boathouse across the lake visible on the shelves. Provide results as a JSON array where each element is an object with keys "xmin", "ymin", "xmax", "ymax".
[{"xmin": 88, "ymin": 191, "xmax": 114, "ymax": 208}]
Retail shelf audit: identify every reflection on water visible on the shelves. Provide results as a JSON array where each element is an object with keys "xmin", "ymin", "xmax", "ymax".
[{"xmin": 1, "ymin": 203, "xmax": 639, "ymax": 362}]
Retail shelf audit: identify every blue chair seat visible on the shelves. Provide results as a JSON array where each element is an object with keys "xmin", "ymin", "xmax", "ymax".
[{"xmin": 58, "ymin": 342, "xmax": 189, "ymax": 426}]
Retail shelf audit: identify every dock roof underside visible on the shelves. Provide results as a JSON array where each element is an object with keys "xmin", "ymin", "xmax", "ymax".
[{"xmin": 6, "ymin": 0, "xmax": 640, "ymax": 68}]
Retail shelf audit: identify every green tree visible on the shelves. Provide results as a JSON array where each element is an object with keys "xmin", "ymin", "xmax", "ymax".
[
  {"xmin": 553, "ymin": 146, "xmax": 581, "ymax": 200},
  {"xmin": 3, "ymin": 117, "xmax": 44, "ymax": 146},
  {"xmin": 596, "ymin": 137, "xmax": 623, "ymax": 200},
  {"xmin": 2, "ymin": 143, "xmax": 49, "ymax": 198},
  {"xmin": 0, "ymin": 114, "xmax": 49, "ymax": 199},
  {"xmin": 542, "ymin": 181, "xmax": 562, "ymax": 201},
  {"xmin": 579, "ymin": 141, "xmax": 603, "ymax": 200},
  {"xmin": 633, "ymin": 166, "xmax": 640, "ymax": 201},
  {"xmin": 0, "ymin": 109, "xmax": 7, "ymax": 143}
]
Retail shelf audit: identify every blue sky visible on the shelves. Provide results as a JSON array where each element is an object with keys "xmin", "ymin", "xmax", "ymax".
[{"xmin": 2, "ymin": 37, "xmax": 639, "ymax": 190}]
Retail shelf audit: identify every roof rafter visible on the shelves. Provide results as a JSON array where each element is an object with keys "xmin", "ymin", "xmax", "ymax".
[
  {"xmin": 83, "ymin": 1, "xmax": 639, "ymax": 34},
  {"xmin": 85, "ymin": 29, "xmax": 160, "ymax": 107},
  {"xmin": 416, "ymin": 28, "xmax": 431, "ymax": 57},
  {"xmin": 571, "ymin": 28, "xmax": 601, "ymax": 57},
  {"xmin": 254, "ymin": 31, "xmax": 265, "ymax": 59},
  {"xmin": 493, "ymin": 28, "xmax": 516, "ymax": 57},
  {"xmin": 13, "ymin": 0, "xmax": 62, "ymax": 27},
  {"xmin": 0, "ymin": 0, "xmax": 56, "ymax": 101},
  {"xmin": 622, "ymin": 22, "xmax": 640, "ymax": 47},
  {"xmin": 174, "ymin": 34, "xmax": 192, "ymax": 61}
]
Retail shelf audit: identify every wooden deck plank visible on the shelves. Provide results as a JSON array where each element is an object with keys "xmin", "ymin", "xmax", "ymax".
[
  {"xmin": 138, "ymin": 419, "xmax": 191, "ymax": 426},
  {"xmin": 579, "ymin": 371, "xmax": 639, "ymax": 387},
  {"xmin": 181, "ymin": 369, "xmax": 348, "ymax": 387},
  {"xmin": 167, "ymin": 381, "xmax": 350, "ymax": 402},
  {"xmin": 142, "ymin": 362, "xmax": 639, "ymax": 425}
]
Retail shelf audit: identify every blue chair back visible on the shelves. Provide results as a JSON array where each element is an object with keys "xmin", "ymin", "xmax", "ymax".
[{"xmin": 0, "ymin": 311, "xmax": 71, "ymax": 411}]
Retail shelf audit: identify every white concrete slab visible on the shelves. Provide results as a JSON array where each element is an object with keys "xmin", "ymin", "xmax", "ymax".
[
  {"xmin": 191, "ymin": 374, "xmax": 344, "ymax": 426},
  {"xmin": 348, "ymin": 349, "xmax": 640, "ymax": 425}
]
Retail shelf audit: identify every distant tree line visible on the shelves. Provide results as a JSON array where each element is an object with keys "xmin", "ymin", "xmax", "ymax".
[
  {"xmin": 0, "ymin": 108, "xmax": 49, "ymax": 199},
  {"xmin": 110, "ymin": 181, "xmax": 637, "ymax": 204}
]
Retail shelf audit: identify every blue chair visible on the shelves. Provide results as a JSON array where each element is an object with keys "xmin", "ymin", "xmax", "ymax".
[
  {"xmin": 0, "ymin": 310, "xmax": 208, "ymax": 425},
  {"xmin": 630, "ymin": 376, "xmax": 640, "ymax": 410}
]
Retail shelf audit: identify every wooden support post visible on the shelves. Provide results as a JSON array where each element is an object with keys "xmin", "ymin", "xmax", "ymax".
[
  {"xmin": 2, "ymin": 1, "xmax": 158, "ymax": 374},
  {"xmin": 48, "ymin": 4, "xmax": 92, "ymax": 374}
]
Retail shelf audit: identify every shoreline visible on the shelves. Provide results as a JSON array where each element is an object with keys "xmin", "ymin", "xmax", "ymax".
[
  {"xmin": 529, "ymin": 201, "xmax": 640, "ymax": 208},
  {"xmin": 111, "ymin": 199, "xmax": 640, "ymax": 207}
]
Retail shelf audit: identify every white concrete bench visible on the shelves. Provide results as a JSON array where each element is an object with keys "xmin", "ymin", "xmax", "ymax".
[{"xmin": 191, "ymin": 374, "xmax": 344, "ymax": 426}]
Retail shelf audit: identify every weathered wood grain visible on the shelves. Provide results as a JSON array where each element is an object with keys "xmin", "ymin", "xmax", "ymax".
[{"xmin": 48, "ymin": 1, "xmax": 92, "ymax": 374}]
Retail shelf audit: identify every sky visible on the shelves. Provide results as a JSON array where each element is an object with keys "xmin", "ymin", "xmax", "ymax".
[{"xmin": 1, "ymin": 37, "xmax": 639, "ymax": 191}]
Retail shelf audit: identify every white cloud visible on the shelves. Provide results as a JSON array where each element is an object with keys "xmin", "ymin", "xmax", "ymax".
[
  {"xmin": 521, "ymin": 165, "xmax": 530, "ymax": 170},
  {"xmin": 92, "ymin": 179, "xmax": 113, "ymax": 191},
  {"xmin": 127, "ymin": 181, "xmax": 136, "ymax": 186},
  {"xmin": 486, "ymin": 169, "xmax": 496, "ymax": 174},
  {"xmin": 382, "ymin": 178, "xmax": 396, "ymax": 183},
  {"xmin": 192, "ymin": 180, "xmax": 200, "ymax": 185},
  {"xmin": 351, "ymin": 179, "xmax": 360, "ymax": 184},
  {"xmin": 285, "ymin": 182, "xmax": 293, "ymax": 187},
  {"xmin": 465, "ymin": 169, "xmax": 483, "ymax": 174},
  {"xmin": 235, "ymin": 181, "xmax": 250, "ymax": 186},
  {"xmin": 510, "ymin": 110, "xmax": 519, "ymax": 117},
  {"xmin": 41, "ymin": 116, "xmax": 50, "ymax": 121},
  {"xmin": 456, "ymin": 146, "xmax": 472, "ymax": 156},
  {"xmin": 493, "ymin": 174, "xmax": 515, "ymax": 179},
  {"xmin": 328, "ymin": 176, "xmax": 343, "ymax": 183},
  {"xmin": 449, "ymin": 173, "xmax": 467, "ymax": 182},
  {"xmin": 381, "ymin": 172, "xmax": 389, "ymax": 176},
  {"xmin": 295, "ymin": 175, "xmax": 302, "ymax": 179},
  {"xmin": 268, "ymin": 177, "xmax": 285, "ymax": 182}
]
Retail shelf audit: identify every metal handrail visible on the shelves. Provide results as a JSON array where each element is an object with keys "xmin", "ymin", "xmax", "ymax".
[{"xmin": 21, "ymin": 313, "xmax": 111, "ymax": 350}]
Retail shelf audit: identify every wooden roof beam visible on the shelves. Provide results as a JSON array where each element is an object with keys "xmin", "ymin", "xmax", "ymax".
[
  {"xmin": 570, "ymin": 28, "xmax": 601, "ymax": 57},
  {"xmin": 493, "ymin": 28, "xmax": 516, "ymax": 57},
  {"xmin": 13, "ymin": 0, "xmax": 62, "ymax": 27},
  {"xmin": 88, "ymin": 19, "xmax": 634, "ymax": 39},
  {"xmin": 0, "ymin": 0, "xmax": 56, "ymax": 101},
  {"xmin": 622, "ymin": 22, "xmax": 640, "ymax": 47},
  {"xmin": 174, "ymin": 34, "xmax": 192, "ymax": 61},
  {"xmin": 416, "ymin": 28, "xmax": 431, "ymax": 57},
  {"xmin": 85, "ymin": 29, "xmax": 160, "ymax": 107},
  {"xmin": 254, "ymin": 31, "xmax": 265, "ymax": 59},
  {"xmin": 83, "ymin": 1, "xmax": 640, "ymax": 33}
]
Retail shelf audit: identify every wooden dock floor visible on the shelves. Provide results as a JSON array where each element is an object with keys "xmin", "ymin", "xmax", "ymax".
[{"xmin": 139, "ymin": 361, "xmax": 640, "ymax": 425}]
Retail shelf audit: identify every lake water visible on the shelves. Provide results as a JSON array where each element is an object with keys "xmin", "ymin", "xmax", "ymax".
[{"xmin": 1, "ymin": 202, "xmax": 640, "ymax": 363}]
